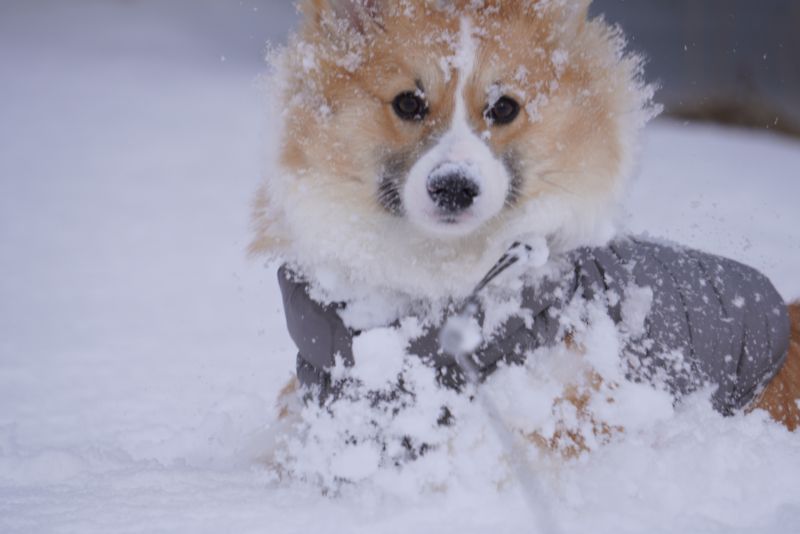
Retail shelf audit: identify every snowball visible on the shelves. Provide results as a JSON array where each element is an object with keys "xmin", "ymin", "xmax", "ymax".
[{"xmin": 350, "ymin": 327, "xmax": 407, "ymax": 390}]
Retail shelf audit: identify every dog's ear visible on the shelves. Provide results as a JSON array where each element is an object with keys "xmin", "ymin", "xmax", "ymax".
[
  {"xmin": 300, "ymin": 0, "xmax": 383, "ymax": 37},
  {"xmin": 518, "ymin": 0, "xmax": 590, "ymax": 39},
  {"xmin": 549, "ymin": 0, "xmax": 592, "ymax": 39}
]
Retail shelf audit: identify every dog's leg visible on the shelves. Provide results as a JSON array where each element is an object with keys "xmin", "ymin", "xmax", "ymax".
[
  {"xmin": 277, "ymin": 377, "xmax": 300, "ymax": 420},
  {"xmin": 526, "ymin": 371, "xmax": 622, "ymax": 459},
  {"xmin": 752, "ymin": 302, "xmax": 800, "ymax": 431},
  {"xmin": 526, "ymin": 336, "xmax": 623, "ymax": 458},
  {"xmin": 258, "ymin": 377, "xmax": 303, "ymax": 476}
]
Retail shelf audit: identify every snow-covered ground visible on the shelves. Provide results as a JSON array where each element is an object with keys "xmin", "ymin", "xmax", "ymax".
[{"xmin": 1, "ymin": 3, "xmax": 799, "ymax": 533}]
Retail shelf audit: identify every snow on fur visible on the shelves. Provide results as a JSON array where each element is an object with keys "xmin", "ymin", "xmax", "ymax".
[{"xmin": 2, "ymin": 2, "xmax": 800, "ymax": 533}]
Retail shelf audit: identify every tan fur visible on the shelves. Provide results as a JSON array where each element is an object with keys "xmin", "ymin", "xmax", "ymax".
[
  {"xmin": 752, "ymin": 302, "xmax": 800, "ymax": 431},
  {"xmin": 277, "ymin": 377, "xmax": 300, "ymax": 420},
  {"xmin": 523, "ymin": 333, "xmax": 622, "ymax": 457},
  {"xmin": 531, "ymin": 302, "xmax": 800, "ymax": 459},
  {"xmin": 542, "ymin": 302, "xmax": 800, "ymax": 456},
  {"xmin": 526, "ymin": 370, "xmax": 623, "ymax": 458},
  {"xmin": 260, "ymin": 3, "xmax": 796, "ymax": 464},
  {"xmin": 247, "ymin": 185, "xmax": 283, "ymax": 256},
  {"xmin": 250, "ymin": 0, "xmax": 647, "ymax": 256}
]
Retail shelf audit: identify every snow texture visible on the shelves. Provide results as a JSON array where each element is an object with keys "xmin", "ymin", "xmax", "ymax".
[{"xmin": 2, "ymin": 2, "xmax": 800, "ymax": 533}]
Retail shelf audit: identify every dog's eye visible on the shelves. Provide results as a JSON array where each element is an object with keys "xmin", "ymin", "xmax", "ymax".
[
  {"xmin": 392, "ymin": 92, "xmax": 428, "ymax": 121},
  {"xmin": 486, "ymin": 96, "xmax": 520, "ymax": 125}
]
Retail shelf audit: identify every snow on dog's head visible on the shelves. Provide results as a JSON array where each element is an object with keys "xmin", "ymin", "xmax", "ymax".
[{"xmin": 252, "ymin": 0, "xmax": 658, "ymax": 299}]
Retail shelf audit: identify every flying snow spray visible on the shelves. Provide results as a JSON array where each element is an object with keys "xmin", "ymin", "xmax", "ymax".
[{"xmin": 439, "ymin": 237, "xmax": 562, "ymax": 534}]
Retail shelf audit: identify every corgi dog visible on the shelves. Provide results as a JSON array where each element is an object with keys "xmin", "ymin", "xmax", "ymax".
[
  {"xmin": 251, "ymin": 0, "xmax": 800, "ymax": 459},
  {"xmin": 251, "ymin": 0, "xmax": 654, "ymax": 300}
]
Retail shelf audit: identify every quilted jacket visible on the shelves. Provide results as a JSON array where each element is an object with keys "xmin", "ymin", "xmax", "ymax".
[{"xmin": 278, "ymin": 238, "xmax": 790, "ymax": 414}]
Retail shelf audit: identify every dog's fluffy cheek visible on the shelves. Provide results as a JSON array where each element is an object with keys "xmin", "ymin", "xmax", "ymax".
[{"xmin": 501, "ymin": 100, "xmax": 622, "ymax": 251}]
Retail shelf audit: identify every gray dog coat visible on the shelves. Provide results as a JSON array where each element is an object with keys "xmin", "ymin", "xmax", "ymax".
[{"xmin": 278, "ymin": 238, "xmax": 790, "ymax": 415}]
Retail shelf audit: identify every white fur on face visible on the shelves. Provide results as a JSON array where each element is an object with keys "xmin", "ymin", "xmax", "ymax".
[{"xmin": 402, "ymin": 18, "xmax": 512, "ymax": 238}]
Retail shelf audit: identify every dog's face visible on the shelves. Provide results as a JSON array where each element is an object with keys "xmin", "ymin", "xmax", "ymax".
[{"xmin": 254, "ymin": 0, "xmax": 655, "ymax": 298}]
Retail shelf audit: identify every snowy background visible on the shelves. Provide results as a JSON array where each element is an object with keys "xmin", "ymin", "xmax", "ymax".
[{"xmin": 1, "ymin": 2, "xmax": 799, "ymax": 533}]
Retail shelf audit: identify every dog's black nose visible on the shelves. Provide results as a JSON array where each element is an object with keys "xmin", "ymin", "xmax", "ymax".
[{"xmin": 427, "ymin": 173, "xmax": 480, "ymax": 212}]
